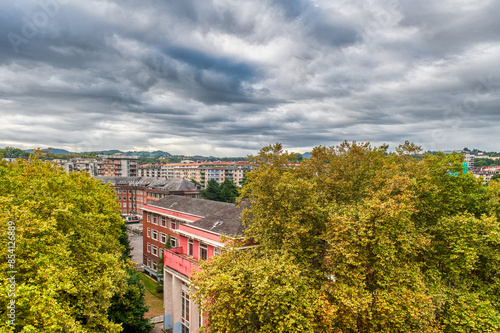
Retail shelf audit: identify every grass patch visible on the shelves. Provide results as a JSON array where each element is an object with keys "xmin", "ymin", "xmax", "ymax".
[
  {"xmin": 139, "ymin": 272, "xmax": 163, "ymax": 298},
  {"xmin": 144, "ymin": 288, "xmax": 164, "ymax": 317}
]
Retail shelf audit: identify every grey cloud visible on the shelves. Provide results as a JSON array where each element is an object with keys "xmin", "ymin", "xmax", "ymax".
[{"xmin": 1, "ymin": 0, "xmax": 500, "ymax": 155}]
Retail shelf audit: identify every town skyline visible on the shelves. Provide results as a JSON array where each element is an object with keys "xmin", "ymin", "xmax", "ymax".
[{"xmin": 3, "ymin": 144, "xmax": 500, "ymax": 159}]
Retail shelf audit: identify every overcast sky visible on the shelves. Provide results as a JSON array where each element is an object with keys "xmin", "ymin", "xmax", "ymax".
[{"xmin": 1, "ymin": 0, "xmax": 499, "ymax": 156}]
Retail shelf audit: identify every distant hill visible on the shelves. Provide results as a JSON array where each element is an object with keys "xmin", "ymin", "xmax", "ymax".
[
  {"xmin": 95, "ymin": 150, "xmax": 124, "ymax": 155},
  {"xmin": 302, "ymin": 152, "xmax": 312, "ymax": 159},
  {"xmin": 151, "ymin": 150, "xmax": 171, "ymax": 156},
  {"xmin": 124, "ymin": 151, "xmax": 171, "ymax": 157},
  {"xmin": 50, "ymin": 148, "xmax": 74, "ymax": 155},
  {"xmin": 25, "ymin": 148, "xmax": 74, "ymax": 155}
]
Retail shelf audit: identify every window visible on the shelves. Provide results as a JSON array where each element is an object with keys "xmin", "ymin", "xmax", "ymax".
[
  {"xmin": 152, "ymin": 230, "xmax": 158, "ymax": 241},
  {"xmin": 199, "ymin": 243, "xmax": 208, "ymax": 261},
  {"xmin": 160, "ymin": 233, "xmax": 167, "ymax": 244},
  {"xmin": 117, "ymin": 189, "xmax": 121, "ymax": 194},
  {"xmin": 152, "ymin": 261, "xmax": 157, "ymax": 271},
  {"xmin": 214, "ymin": 248, "xmax": 221, "ymax": 256},
  {"xmin": 152, "ymin": 245, "xmax": 158, "ymax": 256},
  {"xmin": 147, "ymin": 213, "xmax": 151, "ymax": 222},
  {"xmin": 181, "ymin": 284, "xmax": 190, "ymax": 331},
  {"xmin": 170, "ymin": 237, "xmax": 177, "ymax": 248},
  {"xmin": 170, "ymin": 221, "xmax": 177, "ymax": 230},
  {"xmin": 147, "ymin": 228, "xmax": 150, "ymax": 238},
  {"xmin": 147, "ymin": 258, "xmax": 151, "ymax": 268},
  {"xmin": 153, "ymin": 216, "xmax": 157, "ymax": 225},
  {"xmin": 161, "ymin": 216, "xmax": 167, "ymax": 227},
  {"xmin": 188, "ymin": 240, "xmax": 194, "ymax": 257},
  {"xmin": 147, "ymin": 243, "xmax": 151, "ymax": 253}
]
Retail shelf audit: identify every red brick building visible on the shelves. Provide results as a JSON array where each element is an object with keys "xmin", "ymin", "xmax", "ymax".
[
  {"xmin": 96, "ymin": 177, "xmax": 201, "ymax": 216},
  {"xmin": 141, "ymin": 196, "xmax": 244, "ymax": 332}
]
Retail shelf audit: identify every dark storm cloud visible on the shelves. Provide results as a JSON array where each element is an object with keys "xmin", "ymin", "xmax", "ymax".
[{"xmin": 1, "ymin": 0, "xmax": 500, "ymax": 155}]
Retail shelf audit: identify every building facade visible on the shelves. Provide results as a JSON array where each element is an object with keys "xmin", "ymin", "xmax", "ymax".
[
  {"xmin": 142, "ymin": 196, "xmax": 244, "ymax": 333},
  {"xmin": 470, "ymin": 166, "xmax": 500, "ymax": 182},
  {"xmin": 96, "ymin": 177, "xmax": 201, "ymax": 216},
  {"xmin": 97, "ymin": 154, "xmax": 138, "ymax": 177},
  {"xmin": 138, "ymin": 161, "xmax": 253, "ymax": 187},
  {"xmin": 59, "ymin": 158, "xmax": 99, "ymax": 175}
]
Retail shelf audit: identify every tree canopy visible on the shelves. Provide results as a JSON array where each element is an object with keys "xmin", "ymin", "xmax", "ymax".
[
  {"xmin": 474, "ymin": 158, "xmax": 500, "ymax": 168},
  {"xmin": 0, "ymin": 147, "xmax": 30, "ymax": 159},
  {"xmin": 491, "ymin": 173, "xmax": 500, "ymax": 182},
  {"xmin": 200, "ymin": 178, "xmax": 239, "ymax": 203},
  {"xmin": 192, "ymin": 142, "xmax": 500, "ymax": 333},
  {"xmin": 0, "ymin": 158, "xmax": 151, "ymax": 332}
]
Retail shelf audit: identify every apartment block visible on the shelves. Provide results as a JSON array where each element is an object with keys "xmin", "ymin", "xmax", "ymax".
[
  {"xmin": 142, "ymin": 196, "xmax": 244, "ymax": 332},
  {"xmin": 97, "ymin": 153, "xmax": 138, "ymax": 177},
  {"xmin": 59, "ymin": 158, "xmax": 99, "ymax": 175},
  {"xmin": 138, "ymin": 161, "xmax": 252, "ymax": 187}
]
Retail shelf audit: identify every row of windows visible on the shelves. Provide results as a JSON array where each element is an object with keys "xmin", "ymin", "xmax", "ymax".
[
  {"xmin": 117, "ymin": 196, "xmax": 134, "ymax": 201},
  {"xmin": 147, "ymin": 192, "xmax": 165, "ymax": 198},
  {"xmin": 147, "ymin": 214, "xmax": 178, "ymax": 230},
  {"xmin": 147, "ymin": 243, "xmax": 161, "ymax": 256},
  {"xmin": 146, "ymin": 215, "xmax": 221, "ymax": 262},
  {"xmin": 147, "ymin": 236, "xmax": 221, "ymax": 263},
  {"xmin": 147, "ymin": 230, "xmax": 177, "ymax": 247}
]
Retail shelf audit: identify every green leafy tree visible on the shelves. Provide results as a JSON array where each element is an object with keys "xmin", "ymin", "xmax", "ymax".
[
  {"xmin": 108, "ymin": 266, "xmax": 153, "ymax": 333},
  {"xmin": 155, "ymin": 238, "xmax": 172, "ymax": 294},
  {"xmin": 192, "ymin": 248, "xmax": 332, "ymax": 333},
  {"xmin": 201, "ymin": 179, "xmax": 239, "ymax": 203},
  {"xmin": 0, "ymin": 158, "xmax": 151, "ymax": 332},
  {"xmin": 109, "ymin": 225, "xmax": 153, "ymax": 333},
  {"xmin": 474, "ymin": 158, "xmax": 500, "ymax": 167},
  {"xmin": 192, "ymin": 142, "xmax": 500, "ymax": 333},
  {"xmin": 118, "ymin": 223, "xmax": 133, "ymax": 260},
  {"xmin": 219, "ymin": 178, "xmax": 239, "ymax": 203},
  {"xmin": 290, "ymin": 152, "xmax": 303, "ymax": 163},
  {"xmin": 491, "ymin": 173, "xmax": 500, "ymax": 182},
  {"xmin": 0, "ymin": 147, "xmax": 30, "ymax": 159},
  {"xmin": 200, "ymin": 179, "xmax": 221, "ymax": 201}
]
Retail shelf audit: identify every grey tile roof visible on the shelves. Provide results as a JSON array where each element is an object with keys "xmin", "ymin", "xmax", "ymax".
[
  {"xmin": 95, "ymin": 176, "xmax": 199, "ymax": 191},
  {"xmin": 151, "ymin": 196, "xmax": 244, "ymax": 236}
]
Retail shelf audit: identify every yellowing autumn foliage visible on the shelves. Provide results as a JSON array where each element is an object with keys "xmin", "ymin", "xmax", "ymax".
[
  {"xmin": 0, "ymin": 158, "xmax": 148, "ymax": 332},
  {"xmin": 192, "ymin": 142, "xmax": 500, "ymax": 333}
]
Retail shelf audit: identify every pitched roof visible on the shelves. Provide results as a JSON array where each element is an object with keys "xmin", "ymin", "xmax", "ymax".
[
  {"xmin": 151, "ymin": 196, "xmax": 244, "ymax": 236},
  {"xmin": 95, "ymin": 176, "xmax": 199, "ymax": 191}
]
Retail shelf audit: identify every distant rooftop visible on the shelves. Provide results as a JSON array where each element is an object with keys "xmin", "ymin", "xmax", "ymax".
[{"xmin": 95, "ymin": 176, "xmax": 200, "ymax": 192}]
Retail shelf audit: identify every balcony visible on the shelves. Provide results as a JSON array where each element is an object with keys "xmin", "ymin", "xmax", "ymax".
[{"xmin": 164, "ymin": 247, "xmax": 199, "ymax": 277}]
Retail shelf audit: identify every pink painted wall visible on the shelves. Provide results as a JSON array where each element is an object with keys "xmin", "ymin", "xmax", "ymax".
[
  {"xmin": 179, "ymin": 224, "xmax": 222, "ymax": 242},
  {"xmin": 164, "ymin": 248, "xmax": 199, "ymax": 277}
]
